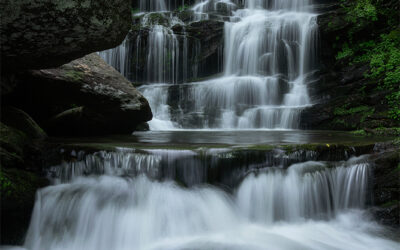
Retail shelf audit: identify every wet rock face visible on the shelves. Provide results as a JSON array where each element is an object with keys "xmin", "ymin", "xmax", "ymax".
[
  {"xmin": 371, "ymin": 149, "xmax": 400, "ymax": 227},
  {"xmin": 128, "ymin": 17, "xmax": 225, "ymax": 84},
  {"xmin": 0, "ymin": 0, "xmax": 131, "ymax": 70},
  {"xmin": 9, "ymin": 53, "xmax": 152, "ymax": 136},
  {"xmin": 300, "ymin": 1, "xmax": 400, "ymax": 130}
]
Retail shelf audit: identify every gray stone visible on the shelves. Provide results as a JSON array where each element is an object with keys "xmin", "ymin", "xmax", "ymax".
[
  {"xmin": 0, "ymin": 0, "xmax": 131, "ymax": 70},
  {"xmin": 16, "ymin": 53, "xmax": 152, "ymax": 135}
]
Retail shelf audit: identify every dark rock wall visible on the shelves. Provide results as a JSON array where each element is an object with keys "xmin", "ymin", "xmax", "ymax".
[
  {"xmin": 124, "ymin": 11, "xmax": 225, "ymax": 84},
  {"xmin": 1, "ymin": 0, "xmax": 131, "ymax": 70},
  {"xmin": 300, "ymin": 0, "xmax": 400, "ymax": 130},
  {"xmin": 371, "ymin": 145, "xmax": 400, "ymax": 227},
  {"xmin": 0, "ymin": 109, "xmax": 49, "ymax": 244}
]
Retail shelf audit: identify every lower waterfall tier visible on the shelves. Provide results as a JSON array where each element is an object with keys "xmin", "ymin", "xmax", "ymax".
[
  {"xmin": 24, "ymin": 158, "xmax": 398, "ymax": 250},
  {"xmin": 3, "ymin": 143, "xmax": 399, "ymax": 250}
]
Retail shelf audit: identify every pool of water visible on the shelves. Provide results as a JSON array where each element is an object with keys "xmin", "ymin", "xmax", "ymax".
[{"xmin": 51, "ymin": 130, "xmax": 394, "ymax": 148}]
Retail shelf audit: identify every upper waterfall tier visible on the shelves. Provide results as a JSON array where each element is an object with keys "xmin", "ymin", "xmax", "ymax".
[
  {"xmin": 100, "ymin": 0, "xmax": 319, "ymax": 130},
  {"xmin": 138, "ymin": 0, "xmax": 188, "ymax": 12}
]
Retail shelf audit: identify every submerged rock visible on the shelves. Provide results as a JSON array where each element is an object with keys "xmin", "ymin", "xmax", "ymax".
[
  {"xmin": 0, "ymin": 0, "xmax": 131, "ymax": 70},
  {"xmin": 12, "ymin": 53, "xmax": 152, "ymax": 136}
]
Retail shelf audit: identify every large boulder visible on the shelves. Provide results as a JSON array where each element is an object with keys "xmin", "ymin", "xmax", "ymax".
[
  {"xmin": 0, "ymin": 0, "xmax": 131, "ymax": 70},
  {"xmin": 8, "ymin": 53, "xmax": 152, "ymax": 136}
]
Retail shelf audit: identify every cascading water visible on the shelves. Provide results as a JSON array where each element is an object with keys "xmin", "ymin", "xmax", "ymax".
[
  {"xmin": 136, "ymin": 0, "xmax": 318, "ymax": 130},
  {"xmin": 100, "ymin": 11, "xmax": 182, "ymax": 84},
  {"xmin": 139, "ymin": 0, "xmax": 167, "ymax": 12},
  {"xmin": 99, "ymin": 0, "xmax": 318, "ymax": 130},
  {"xmin": 192, "ymin": 0, "xmax": 237, "ymax": 20},
  {"xmin": 13, "ymin": 149, "xmax": 399, "ymax": 250}
]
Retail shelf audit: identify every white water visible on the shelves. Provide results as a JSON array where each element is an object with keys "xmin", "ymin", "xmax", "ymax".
[
  {"xmin": 139, "ymin": 0, "xmax": 187, "ymax": 12},
  {"xmin": 99, "ymin": 0, "xmax": 319, "ymax": 130},
  {"xmin": 7, "ymin": 154, "xmax": 398, "ymax": 250},
  {"xmin": 192, "ymin": 0, "xmax": 237, "ymax": 20},
  {"xmin": 140, "ymin": 0, "xmax": 167, "ymax": 12},
  {"xmin": 138, "ymin": 0, "xmax": 318, "ymax": 130}
]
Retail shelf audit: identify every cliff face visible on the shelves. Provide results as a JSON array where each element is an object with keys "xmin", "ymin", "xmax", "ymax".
[{"xmin": 301, "ymin": 0, "xmax": 400, "ymax": 132}]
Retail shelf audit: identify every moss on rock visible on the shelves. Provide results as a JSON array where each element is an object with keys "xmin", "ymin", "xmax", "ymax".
[{"xmin": 0, "ymin": 168, "xmax": 49, "ymax": 244}]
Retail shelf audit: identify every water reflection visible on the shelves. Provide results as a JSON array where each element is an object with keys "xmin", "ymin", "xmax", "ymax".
[{"xmin": 132, "ymin": 130, "xmax": 390, "ymax": 145}]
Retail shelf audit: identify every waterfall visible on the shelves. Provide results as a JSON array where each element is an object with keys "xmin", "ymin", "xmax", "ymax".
[
  {"xmin": 237, "ymin": 161, "xmax": 369, "ymax": 222},
  {"xmin": 21, "ymin": 150, "xmax": 400, "ymax": 250},
  {"xmin": 137, "ymin": 0, "xmax": 318, "ymax": 130},
  {"xmin": 192, "ymin": 0, "xmax": 237, "ymax": 20},
  {"xmin": 99, "ymin": 1, "xmax": 318, "ymax": 130},
  {"xmin": 140, "ymin": 0, "xmax": 167, "ymax": 12},
  {"xmin": 98, "ymin": 39, "xmax": 128, "ymax": 77}
]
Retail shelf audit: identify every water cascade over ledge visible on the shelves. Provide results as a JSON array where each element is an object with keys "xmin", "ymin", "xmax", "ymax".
[
  {"xmin": 18, "ymin": 149, "xmax": 399, "ymax": 250},
  {"xmin": 101, "ymin": 0, "xmax": 319, "ymax": 130}
]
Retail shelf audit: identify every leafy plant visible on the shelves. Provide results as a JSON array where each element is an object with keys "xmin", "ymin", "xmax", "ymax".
[{"xmin": 336, "ymin": 0, "xmax": 400, "ymax": 122}]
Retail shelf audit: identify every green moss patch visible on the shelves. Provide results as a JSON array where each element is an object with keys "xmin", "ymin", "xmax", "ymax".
[{"xmin": 64, "ymin": 70, "xmax": 84, "ymax": 82}]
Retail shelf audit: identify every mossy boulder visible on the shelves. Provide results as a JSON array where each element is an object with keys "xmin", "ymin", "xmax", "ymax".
[
  {"xmin": 0, "ymin": 123, "xmax": 27, "ymax": 169},
  {"xmin": 0, "ymin": 108, "xmax": 46, "ymax": 170},
  {"xmin": 2, "ymin": 107, "xmax": 47, "ymax": 140},
  {"xmin": 0, "ymin": 0, "xmax": 131, "ymax": 71},
  {"xmin": 0, "ymin": 168, "xmax": 49, "ymax": 244},
  {"xmin": 0, "ymin": 116, "xmax": 49, "ymax": 243},
  {"xmin": 8, "ymin": 53, "xmax": 152, "ymax": 136}
]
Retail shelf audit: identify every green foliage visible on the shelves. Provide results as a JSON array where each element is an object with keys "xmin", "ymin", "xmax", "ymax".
[
  {"xmin": 350, "ymin": 130, "xmax": 367, "ymax": 136},
  {"xmin": 0, "ymin": 169, "xmax": 15, "ymax": 198},
  {"xmin": 177, "ymin": 4, "xmax": 190, "ymax": 12},
  {"xmin": 336, "ymin": 0, "xmax": 400, "ymax": 122},
  {"xmin": 131, "ymin": 8, "xmax": 140, "ymax": 14},
  {"xmin": 341, "ymin": 0, "xmax": 377, "ymax": 38},
  {"xmin": 336, "ymin": 43, "xmax": 353, "ymax": 60},
  {"xmin": 64, "ymin": 70, "xmax": 84, "ymax": 81},
  {"xmin": 0, "ymin": 168, "xmax": 48, "ymax": 205},
  {"xmin": 334, "ymin": 105, "xmax": 371, "ymax": 116},
  {"xmin": 344, "ymin": 0, "xmax": 377, "ymax": 23},
  {"xmin": 366, "ymin": 33, "xmax": 400, "ymax": 121}
]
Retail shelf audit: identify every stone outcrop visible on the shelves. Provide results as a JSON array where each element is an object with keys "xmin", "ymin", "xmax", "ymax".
[
  {"xmin": 7, "ymin": 53, "xmax": 152, "ymax": 136},
  {"xmin": 0, "ymin": 0, "xmax": 131, "ymax": 70}
]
